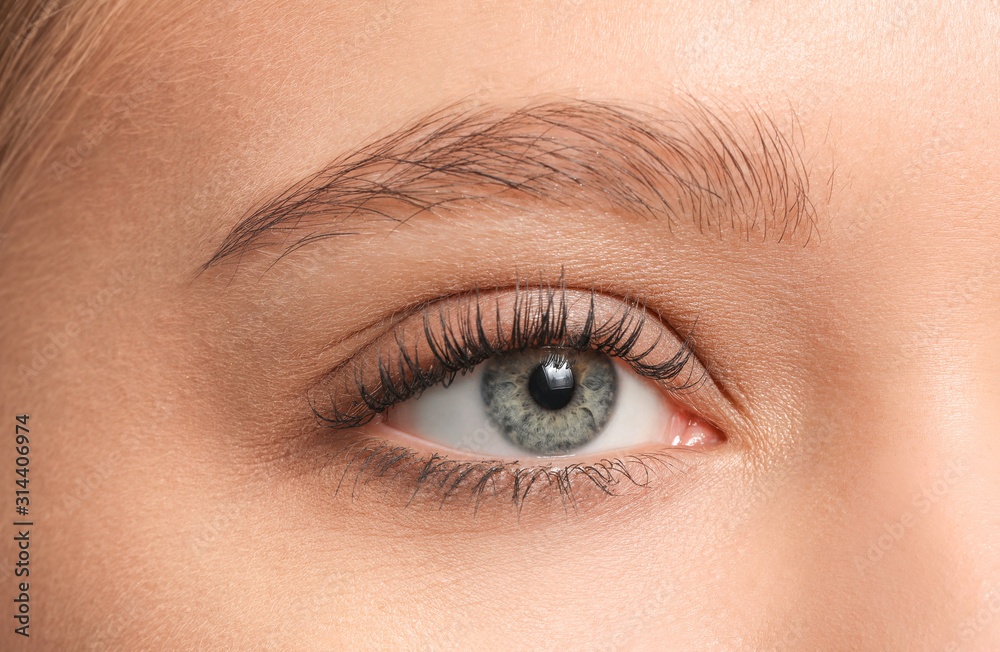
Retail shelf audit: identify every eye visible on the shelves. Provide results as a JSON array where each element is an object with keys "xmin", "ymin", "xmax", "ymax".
[
  {"xmin": 309, "ymin": 281, "xmax": 726, "ymax": 507},
  {"xmin": 386, "ymin": 347, "xmax": 714, "ymax": 459}
]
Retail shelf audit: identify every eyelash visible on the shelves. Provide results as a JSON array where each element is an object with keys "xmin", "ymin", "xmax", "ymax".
[
  {"xmin": 325, "ymin": 437, "xmax": 696, "ymax": 512},
  {"xmin": 304, "ymin": 277, "xmax": 711, "ymax": 511},
  {"xmin": 310, "ymin": 278, "xmax": 703, "ymax": 430}
]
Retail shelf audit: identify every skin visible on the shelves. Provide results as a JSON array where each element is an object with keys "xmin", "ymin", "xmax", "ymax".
[{"xmin": 2, "ymin": 0, "xmax": 1000, "ymax": 649}]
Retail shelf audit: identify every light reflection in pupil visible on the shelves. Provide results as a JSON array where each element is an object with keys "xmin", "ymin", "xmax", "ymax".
[{"xmin": 528, "ymin": 356, "xmax": 575, "ymax": 410}]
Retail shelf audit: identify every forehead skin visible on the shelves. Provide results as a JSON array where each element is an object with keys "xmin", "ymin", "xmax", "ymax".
[{"xmin": 2, "ymin": 1, "xmax": 1000, "ymax": 650}]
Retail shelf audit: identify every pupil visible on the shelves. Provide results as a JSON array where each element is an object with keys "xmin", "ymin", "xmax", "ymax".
[{"xmin": 527, "ymin": 358, "xmax": 575, "ymax": 410}]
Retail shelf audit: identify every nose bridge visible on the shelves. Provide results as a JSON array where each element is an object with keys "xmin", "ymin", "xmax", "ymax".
[
  {"xmin": 837, "ymin": 413, "xmax": 999, "ymax": 648},
  {"xmin": 782, "ymin": 239, "xmax": 1000, "ymax": 646},
  {"xmin": 767, "ymin": 380, "xmax": 999, "ymax": 648}
]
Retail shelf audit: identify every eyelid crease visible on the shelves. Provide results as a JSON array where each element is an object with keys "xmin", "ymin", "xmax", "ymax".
[{"xmin": 307, "ymin": 276, "xmax": 707, "ymax": 431}]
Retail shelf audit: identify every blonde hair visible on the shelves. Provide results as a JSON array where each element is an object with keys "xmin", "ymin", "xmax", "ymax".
[{"xmin": 0, "ymin": 0, "xmax": 130, "ymax": 215}]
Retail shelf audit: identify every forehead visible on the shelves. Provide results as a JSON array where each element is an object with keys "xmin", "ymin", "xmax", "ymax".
[
  {"xmin": 49, "ymin": 4, "xmax": 1000, "ymax": 207},
  {"xmin": 6, "ymin": 0, "xmax": 1000, "ymax": 280}
]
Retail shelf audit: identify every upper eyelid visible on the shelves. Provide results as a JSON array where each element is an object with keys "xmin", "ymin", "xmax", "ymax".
[
  {"xmin": 308, "ymin": 282, "xmax": 715, "ymax": 430},
  {"xmin": 201, "ymin": 97, "xmax": 818, "ymax": 275}
]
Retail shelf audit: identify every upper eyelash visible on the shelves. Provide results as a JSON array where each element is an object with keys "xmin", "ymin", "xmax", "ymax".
[{"xmin": 310, "ymin": 276, "xmax": 703, "ymax": 429}]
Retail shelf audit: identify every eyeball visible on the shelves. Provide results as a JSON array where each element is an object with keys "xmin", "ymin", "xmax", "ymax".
[{"xmin": 385, "ymin": 347, "xmax": 715, "ymax": 459}]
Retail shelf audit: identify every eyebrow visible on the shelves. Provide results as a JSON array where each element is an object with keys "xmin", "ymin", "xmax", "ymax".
[{"xmin": 202, "ymin": 98, "xmax": 818, "ymax": 271}]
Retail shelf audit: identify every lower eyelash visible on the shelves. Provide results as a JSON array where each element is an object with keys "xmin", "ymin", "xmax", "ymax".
[
  {"xmin": 310, "ymin": 276, "xmax": 702, "ymax": 429},
  {"xmin": 322, "ymin": 438, "xmax": 698, "ymax": 512}
]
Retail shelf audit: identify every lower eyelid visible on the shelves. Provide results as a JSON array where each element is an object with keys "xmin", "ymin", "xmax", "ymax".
[
  {"xmin": 302, "ymin": 379, "xmax": 726, "ymax": 512},
  {"xmin": 315, "ymin": 435, "xmax": 712, "ymax": 513}
]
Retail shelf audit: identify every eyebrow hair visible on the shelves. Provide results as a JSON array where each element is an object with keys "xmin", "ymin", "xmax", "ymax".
[{"xmin": 202, "ymin": 98, "xmax": 818, "ymax": 271}]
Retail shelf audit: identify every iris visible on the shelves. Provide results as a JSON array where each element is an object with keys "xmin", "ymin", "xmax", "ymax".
[{"xmin": 480, "ymin": 349, "xmax": 618, "ymax": 455}]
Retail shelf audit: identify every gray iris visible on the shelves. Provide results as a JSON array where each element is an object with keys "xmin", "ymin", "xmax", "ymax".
[{"xmin": 480, "ymin": 348, "xmax": 618, "ymax": 455}]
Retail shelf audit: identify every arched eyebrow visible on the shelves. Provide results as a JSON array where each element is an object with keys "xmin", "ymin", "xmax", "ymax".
[{"xmin": 202, "ymin": 98, "xmax": 818, "ymax": 271}]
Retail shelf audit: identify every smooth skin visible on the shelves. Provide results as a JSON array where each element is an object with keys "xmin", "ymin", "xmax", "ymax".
[{"xmin": 2, "ymin": 1, "xmax": 999, "ymax": 650}]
